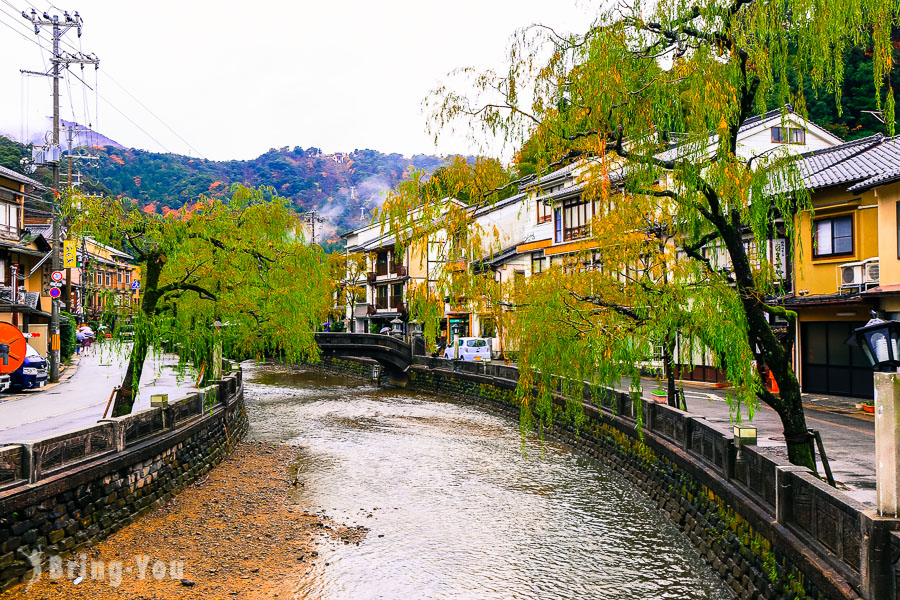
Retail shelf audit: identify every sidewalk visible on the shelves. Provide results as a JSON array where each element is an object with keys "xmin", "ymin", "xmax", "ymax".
[
  {"xmin": 0, "ymin": 345, "xmax": 199, "ymax": 445},
  {"xmin": 635, "ymin": 378, "xmax": 876, "ymax": 507}
]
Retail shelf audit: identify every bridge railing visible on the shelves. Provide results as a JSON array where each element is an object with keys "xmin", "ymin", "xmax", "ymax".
[{"xmin": 315, "ymin": 332, "xmax": 411, "ymax": 355}]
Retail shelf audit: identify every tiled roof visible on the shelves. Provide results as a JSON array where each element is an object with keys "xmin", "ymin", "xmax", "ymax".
[
  {"xmin": 0, "ymin": 165, "xmax": 45, "ymax": 190},
  {"xmin": 797, "ymin": 134, "xmax": 900, "ymax": 192}
]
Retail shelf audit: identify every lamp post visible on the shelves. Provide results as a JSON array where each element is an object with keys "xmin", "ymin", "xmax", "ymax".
[
  {"xmin": 848, "ymin": 316, "xmax": 900, "ymax": 517},
  {"xmin": 451, "ymin": 323, "xmax": 461, "ymax": 360},
  {"xmin": 390, "ymin": 317, "xmax": 403, "ymax": 339},
  {"xmin": 210, "ymin": 319, "xmax": 224, "ymax": 380}
]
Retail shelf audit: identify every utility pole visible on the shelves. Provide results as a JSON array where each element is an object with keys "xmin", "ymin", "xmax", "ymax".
[
  {"xmin": 303, "ymin": 209, "xmax": 324, "ymax": 245},
  {"xmin": 62, "ymin": 125, "xmax": 97, "ymax": 315},
  {"xmin": 21, "ymin": 8, "xmax": 99, "ymax": 382}
]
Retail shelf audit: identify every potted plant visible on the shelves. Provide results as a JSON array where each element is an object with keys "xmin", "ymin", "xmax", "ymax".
[{"xmin": 862, "ymin": 401, "xmax": 875, "ymax": 414}]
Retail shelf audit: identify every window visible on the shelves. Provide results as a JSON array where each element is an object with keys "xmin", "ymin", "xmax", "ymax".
[
  {"xmin": 513, "ymin": 269, "xmax": 525, "ymax": 291},
  {"xmin": 117, "ymin": 271, "xmax": 123, "ymax": 284},
  {"xmin": 562, "ymin": 199, "xmax": 595, "ymax": 241},
  {"xmin": 480, "ymin": 317, "xmax": 496, "ymax": 338},
  {"xmin": 125, "ymin": 271, "xmax": 131, "ymax": 284},
  {"xmin": 0, "ymin": 202, "xmax": 19, "ymax": 235},
  {"xmin": 537, "ymin": 200, "xmax": 551, "ymax": 224},
  {"xmin": 531, "ymin": 252, "xmax": 545, "ymax": 274},
  {"xmin": 814, "ymin": 215, "xmax": 853, "ymax": 258},
  {"xmin": 390, "ymin": 250, "xmax": 404, "ymax": 273},
  {"xmin": 376, "ymin": 285, "xmax": 388, "ymax": 309},
  {"xmin": 106, "ymin": 273, "xmax": 112, "ymax": 286},
  {"xmin": 96, "ymin": 272, "xmax": 102, "ymax": 285},
  {"xmin": 390, "ymin": 283, "xmax": 403, "ymax": 309},
  {"xmin": 375, "ymin": 251, "xmax": 388, "ymax": 276},
  {"xmin": 466, "ymin": 339, "xmax": 487, "ymax": 347},
  {"xmin": 554, "ymin": 208, "xmax": 563, "ymax": 243},
  {"xmin": 771, "ymin": 126, "xmax": 806, "ymax": 144}
]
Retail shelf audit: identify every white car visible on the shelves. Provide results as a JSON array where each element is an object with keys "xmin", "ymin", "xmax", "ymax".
[{"xmin": 443, "ymin": 337, "xmax": 491, "ymax": 362}]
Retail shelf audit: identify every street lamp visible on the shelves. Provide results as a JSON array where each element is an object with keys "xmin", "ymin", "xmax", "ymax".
[
  {"xmin": 390, "ymin": 317, "xmax": 403, "ymax": 338},
  {"xmin": 451, "ymin": 323, "xmax": 461, "ymax": 360},
  {"xmin": 410, "ymin": 319, "xmax": 422, "ymax": 336},
  {"xmin": 847, "ymin": 316, "xmax": 900, "ymax": 371},
  {"xmin": 848, "ymin": 315, "xmax": 900, "ymax": 518},
  {"xmin": 733, "ymin": 424, "xmax": 758, "ymax": 463}
]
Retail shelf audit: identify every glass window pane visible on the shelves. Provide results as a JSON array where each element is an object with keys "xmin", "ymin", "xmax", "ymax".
[
  {"xmin": 816, "ymin": 221, "xmax": 832, "ymax": 255},
  {"xmin": 834, "ymin": 236, "xmax": 853, "ymax": 254},
  {"xmin": 833, "ymin": 216, "xmax": 852, "ymax": 238}
]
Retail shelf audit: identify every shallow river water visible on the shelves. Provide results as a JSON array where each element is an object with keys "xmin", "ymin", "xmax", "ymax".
[{"xmin": 244, "ymin": 363, "xmax": 732, "ymax": 600}]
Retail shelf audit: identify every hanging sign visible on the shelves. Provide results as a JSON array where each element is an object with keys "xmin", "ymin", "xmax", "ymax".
[{"xmin": 63, "ymin": 240, "xmax": 77, "ymax": 268}]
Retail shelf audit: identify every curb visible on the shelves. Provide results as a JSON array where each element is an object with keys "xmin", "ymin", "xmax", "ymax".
[{"xmin": 0, "ymin": 354, "xmax": 83, "ymax": 404}]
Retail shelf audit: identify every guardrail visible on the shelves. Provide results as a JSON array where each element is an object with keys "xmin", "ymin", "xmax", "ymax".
[{"xmin": 0, "ymin": 363, "xmax": 243, "ymax": 490}]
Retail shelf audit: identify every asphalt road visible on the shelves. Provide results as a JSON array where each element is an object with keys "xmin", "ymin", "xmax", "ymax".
[
  {"xmin": 0, "ymin": 345, "xmax": 199, "ymax": 445},
  {"xmin": 635, "ymin": 380, "xmax": 876, "ymax": 506}
]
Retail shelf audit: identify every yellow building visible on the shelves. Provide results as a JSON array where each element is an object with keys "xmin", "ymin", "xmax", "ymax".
[{"xmin": 787, "ymin": 134, "xmax": 900, "ymax": 398}]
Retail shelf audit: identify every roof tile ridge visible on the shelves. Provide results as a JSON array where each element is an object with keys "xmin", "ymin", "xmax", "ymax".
[{"xmin": 800, "ymin": 134, "xmax": 885, "ymax": 179}]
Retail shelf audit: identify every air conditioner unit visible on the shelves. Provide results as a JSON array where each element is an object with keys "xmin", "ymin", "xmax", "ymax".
[
  {"xmin": 864, "ymin": 260, "xmax": 880, "ymax": 285},
  {"xmin": 839, "ymin": 262, "xmax": 864, "ymax": 290}
]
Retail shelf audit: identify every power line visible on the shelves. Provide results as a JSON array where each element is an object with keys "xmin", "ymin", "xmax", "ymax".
[
  {"xmin": 6, "ymin": 4, "xmax": 203, "ymax": 158},
  {"xmin": 99, "ymin": 68, "xmax": 206, "ymax": 158},
  {"xmin": 96, "ymin": 93, "xmax": 173, "ymax": 154}
]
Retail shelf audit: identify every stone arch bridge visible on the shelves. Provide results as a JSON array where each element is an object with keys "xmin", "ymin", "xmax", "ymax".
[{"xmin": 314, "ymin": 332, "xmax": 415, "ymax": 385}]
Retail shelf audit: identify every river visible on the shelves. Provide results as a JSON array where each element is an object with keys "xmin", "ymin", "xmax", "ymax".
[{"xmin": 244, "ymin": 362, "xmax": 733, "ymax": 600}]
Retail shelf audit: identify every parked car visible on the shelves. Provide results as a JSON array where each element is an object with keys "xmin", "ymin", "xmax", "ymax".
[
  {"xmin": 0, "ymin": 374, "xmax": 10, "ymax": 393},
  {"xmin": 10, "ymin": 343, "xmax": 48, "ymax": 390},
  {"xmin": 442, "ymin": 337, "xmax": 491, "ymax": 362}
]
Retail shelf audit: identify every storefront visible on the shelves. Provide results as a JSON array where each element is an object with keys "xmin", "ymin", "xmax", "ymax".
[{"xmin": 799, "ymin": 321, "xmax": 873, "ymax": 398}]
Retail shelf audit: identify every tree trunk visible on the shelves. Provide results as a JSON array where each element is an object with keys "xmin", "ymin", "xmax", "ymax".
[
  {"xmin": 663, "ymin": 331, "xmax": 682, "ymax": 410},
  {"xmin": 110, "ymin": 254, "xmax": 164, "ymax": 417},
  {"xmin": 738, "ymin": 274, "xmax": 815, "ymax": 470},
  {"xmin": 712, "ymin": 201, "xmax": 815, "ymax": 470}
]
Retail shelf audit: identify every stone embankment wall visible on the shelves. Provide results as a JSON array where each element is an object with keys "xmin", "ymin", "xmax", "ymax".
[
  {"xmin": 318, "ymin": 355, "xmax": 900, "ymax": 600},
  {"xmin": 0, "ymin": 365, "xmax": 247, "ymax": 592}
]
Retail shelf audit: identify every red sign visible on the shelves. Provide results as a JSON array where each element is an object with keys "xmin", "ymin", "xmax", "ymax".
[{"xmin": 0, "ymin": 324, "xmax": 27, "ymax": 374}]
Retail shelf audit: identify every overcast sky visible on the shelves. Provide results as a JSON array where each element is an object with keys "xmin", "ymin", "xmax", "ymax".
[{"xmin": 0, "ymin": 1, "xmax": 598, "ymax": 162}]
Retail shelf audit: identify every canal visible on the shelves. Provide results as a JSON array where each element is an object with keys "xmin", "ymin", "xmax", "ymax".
[{"xmin": 245, "ymin": 362, "xmax": 733, "ymax": 599}]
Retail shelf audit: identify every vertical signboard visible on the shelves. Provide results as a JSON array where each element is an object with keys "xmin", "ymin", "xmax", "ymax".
[{"xmin": 63, "ymin": 240, "xmax": 77, "ymax": 268}]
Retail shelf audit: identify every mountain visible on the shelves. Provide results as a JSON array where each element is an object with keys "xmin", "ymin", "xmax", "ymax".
[
  {"xmin": 60, "ymin": 119, "xmax": 125, "ymax": 150},
  {"xmin": 77, "ymin": 146, "xmax": 449, "ymax": 246},
  {"xmin": 0, "ymin": 135, "xmax": 449, "ymax": 250}
]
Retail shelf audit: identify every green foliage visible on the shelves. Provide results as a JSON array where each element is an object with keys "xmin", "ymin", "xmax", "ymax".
[
  {"xmin": 64, "ymin": 184, "xmax": 333, "ymax": 413},
  {"xmin": 70, "ymin": 144, "xmax": 449, "ymax": 242},
  {"xmin": 770, "ymin": 45, "xmax": 900, "ymax": 140},
  {"xmin": 382, "ymin": 0, "xmax": 897, "ymax": 468},
  {"xmin": 60, "ymin": 312, "xmax": 77, "ymax": 361}
]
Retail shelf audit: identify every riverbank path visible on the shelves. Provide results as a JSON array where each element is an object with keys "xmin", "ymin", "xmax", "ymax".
[{"xmin": 0, "ymin": 346, "xmax": 199, "ymax": 445}]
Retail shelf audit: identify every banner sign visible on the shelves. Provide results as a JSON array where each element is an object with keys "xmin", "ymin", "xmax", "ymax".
[{"xmin": 63, "ymin": 240, "xmax": 77, "ymax": 268}]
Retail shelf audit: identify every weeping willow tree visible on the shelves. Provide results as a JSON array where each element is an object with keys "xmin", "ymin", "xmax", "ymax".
[
  {"xmin": 65, "ymin": 184, "xmax": 332, "ymax": 417},
  {"xmin": 382, "ymin": 0, "xmax": 899, "ymax": 469}
]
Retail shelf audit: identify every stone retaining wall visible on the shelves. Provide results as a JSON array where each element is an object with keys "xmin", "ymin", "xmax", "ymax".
[
  {"xmin": 317, "ymin": 355, "xmax": 899, "ymax": 600},
  {"xmin": 0, "ymin": 364, "xmax": 247, "ymax": 592}
]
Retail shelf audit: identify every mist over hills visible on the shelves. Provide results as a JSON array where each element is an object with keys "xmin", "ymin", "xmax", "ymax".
[{"xmin": 0, "ymin": 134, "xmax": 452, "ymax": 249}]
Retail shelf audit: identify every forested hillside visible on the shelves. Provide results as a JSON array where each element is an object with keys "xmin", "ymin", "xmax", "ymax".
[{"xmin": 0, "ymin": 137, "xmax": 447, "ymax": 248}]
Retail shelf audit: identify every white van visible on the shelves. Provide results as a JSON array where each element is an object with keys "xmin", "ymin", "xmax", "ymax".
[{"xmin": 443, "ymin": 337, "xmax": 491, "ymax": 362}]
